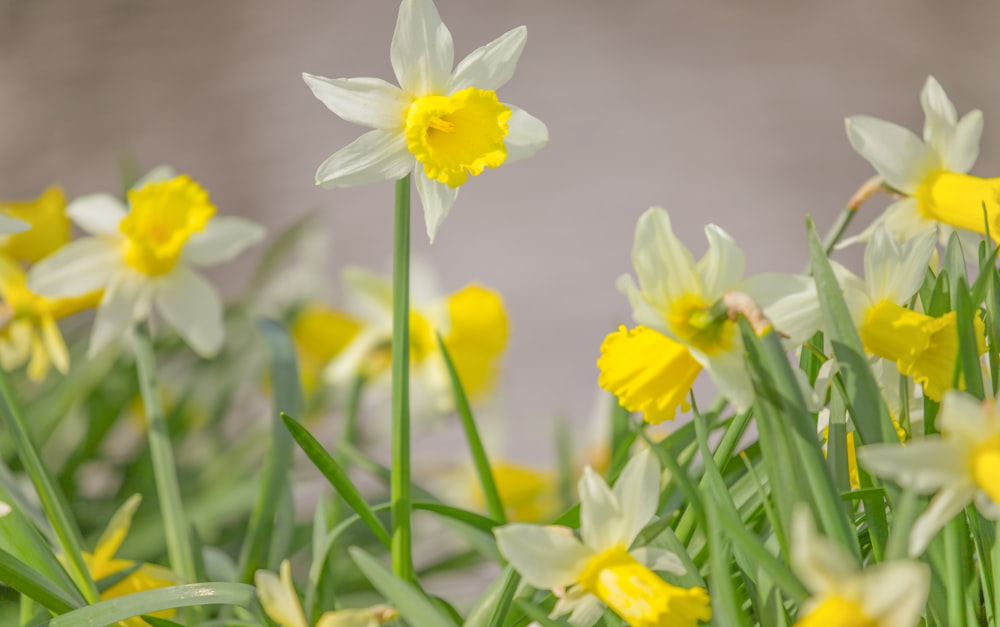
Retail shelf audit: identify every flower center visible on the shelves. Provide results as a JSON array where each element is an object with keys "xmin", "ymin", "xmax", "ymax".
[
  {"xmin": 579, "ymin": 545, "xmax": 712, "ymax": 627},
  {"xmin": 668, "ymin": 293, "xmax": 734, "ymax": 356},
  {"xmin": 916, "ymin": 170, "xmax": 1000, "ymax": 240},
  {"xmin": 795, "ymin": 595, "xmax": 877, "ymax": 627},
  {"xmin": 404, "ymin": 87, "xmax": 512, "ymax": 188},
  {"xmin": 597, "ymin": 325, "xmax": 702, "ymax": 424},
  {"xmin": 120, "ymin": 176, "xmax": 215, "ymax": 276},
  {"xmin": 971, "ymin": 433, "xmax": 1000, "ymax": 507}
]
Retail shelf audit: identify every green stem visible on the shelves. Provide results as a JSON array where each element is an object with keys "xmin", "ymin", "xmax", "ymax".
[
  {"xmin": 822, "ymin": 205, "xmax": 858, "ymax": 256},
  {"xmin": 944, "ymin": 516, "xmax": 966, "ymax": 626},
  {"xmin": 0, "ymin": 370, "xmax": 97, "ymax": 603},
  {"xmin": 391, "ymin": 174, "xmax": 414, "ymax": 581},
  {"xmin": 342, "ymin": 374, "xmax": 366, "ymax": 452},
  {"xmin": 133, "ymin": 328, "xmax": 198, "ymax": 586}
]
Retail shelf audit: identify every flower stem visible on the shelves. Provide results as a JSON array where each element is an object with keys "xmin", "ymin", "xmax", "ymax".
[
  {"xmin": 391, "ymin": 174, "xmax": 414, "ymax": 581},
  {"xmin": 133, "ymin": 327, "xmax": 198, "ymax": 586}
]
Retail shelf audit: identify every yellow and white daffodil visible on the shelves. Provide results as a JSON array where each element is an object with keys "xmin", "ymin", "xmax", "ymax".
[
  {"xmin": 845, "ymin": 75, "xmax": 998, "ymax": 245},
  {"xmin": 303, "ymin": 0, "xmax": 548, "ymax": 242},
  {"xmin": 0, "ymin": 186, "xmax": 70, "ymax": 262},
  {"xmin": 322, "ymin": 265, "xmax": 509, "ymax": 414},
  {"xmin": 27, "ymin": 174, "xmax": 265, "ymax": 358},
  {"xmin": 255, "ymin": 560, "xmax": 397, "ymax": 627},
  {"xmin": 834, "ymin": 225, "xmax": 984, "ymax": 402},
  {"xmin": 604, "ymin": 207, "xmax": 819, "ymax": 414},
  {"xmin": 82, "ymin": 495, "xmax": 180, "ymax": 627},
  {"xmin": 0, "ymin": 255, "xmax": 99, "ymax": 381},
  {"xmin": 791, "ymin": 508, "xmax": 929, "ymax": 626},
  {"xmin": 495, "ymin": 449, "xmax": 711, "ymax": 627},
  {"xmin": 858, "ymin": 390, "xmax": 1000, "ymax": 556}
]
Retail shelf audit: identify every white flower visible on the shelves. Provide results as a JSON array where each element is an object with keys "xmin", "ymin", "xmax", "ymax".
[
  {"xmin": 494, "ymin": 449, "xmax": 711, "ymax": 627},
  {"xmin": 844, "ymin": 75, "xmax": 998, "ymax": 247},
  {"xmin": 614, "ymin": 207, "xmax": 820, "ymax": 412},
  {"xmin": 27, "ymin": 174, "xmax": 264, "ymax": 358},
  {"xmin": 791, "ymin": 508, "xmax": 929, "ymax": 626},
  {"xmin": 859, "ymin": 390, "xmax": 1000, "ymax": 556},
  {"xmin": 303, "ymin": 0, "xmax": 548, "ymax": 242}
]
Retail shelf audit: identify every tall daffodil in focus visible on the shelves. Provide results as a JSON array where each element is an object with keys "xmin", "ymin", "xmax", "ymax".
[
  {"xmin": 27, "ymin": 174, "xmax": 265, "ymax": 357},
  {"xmin": 834, "ymin": 225, "xmax": 984, "ymax": 402},
  {"xmin": 859, "ymin": 390, "xmax": 1000, "ymax": 556},
  {"xmin": 607, "ymin": 207, "xmax": 819, "ymax": 413},
  {"xmin": 0, "ymin": 186, "xmax": 71, "ymax": 262},
  {"xmin": 495, "ymin": 450, "xmax": 711, "ymax": 627},
  {"xmin": 791, "ymin": 508, "xmax": 929, "ymax": 626},
  {"xmin": 0, "ymin": 256, "xmax": 98, "ymax": 381},
  {"xmin": 82, "ymin": 495, "xmax": 180, "ymax": 627},
  {"xmin": 302, "ymin": 0, "xmax": 548, "ymax": 241},
  {"xmin": 845, "ymin": 75, "xmax": 998, "ymax": 244}
]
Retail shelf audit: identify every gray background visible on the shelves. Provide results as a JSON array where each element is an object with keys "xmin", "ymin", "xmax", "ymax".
[{"xmin": 3, "ymin": 0, "xmax": 1000, "ymax": 462}]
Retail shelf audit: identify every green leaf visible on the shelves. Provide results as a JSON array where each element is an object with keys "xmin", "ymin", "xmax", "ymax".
[
  {"xmin": 954, "ymin": 277, "xmax": 985, "ymax": 400},
  {"xmin": 349, "ymin": 547, "xmax": 458, "ymax": 627},
  {"xmin": 0, "ymin": 547, "xmax": 80, "ymax": 614},
  {"xmin": 513, "ymin": 600, "xmax": 572, "ymax": 627},
  {"xmin": 412, "ymin": 502, "xmax": 499, "ymax": 535},
  {"xmin": 462, "ymin": 566, "xmax": 519, "ymax": 627}
]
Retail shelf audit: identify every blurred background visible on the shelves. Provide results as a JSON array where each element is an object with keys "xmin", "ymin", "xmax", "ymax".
[{"xmin": 3, "ymin": 0, "xmax": 1000, "ymax": 462}]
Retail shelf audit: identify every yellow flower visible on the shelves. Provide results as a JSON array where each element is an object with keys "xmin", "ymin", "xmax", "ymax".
[
  {"xmin": 0, "ymin": 186, "xmax": 71, "ymax": 263},
  {"xmin": 468, "ymin": 461, "xmax": 558, "ymax": 522},
  {"xmin": 82, "ymin": 495, "xmax": 180, "ymax": 627},
  {"xmin": 291, "ymin": 304, "xmax": 364, "ymax": 394},
  {"xmin": 0, "ymin": 255, "xmax": 98, "ymax": 381}
]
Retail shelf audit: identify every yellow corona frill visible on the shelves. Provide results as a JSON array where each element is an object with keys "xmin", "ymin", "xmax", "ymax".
[{"xmin": 0, "ymin": 186, "xmax": 71, "ymax": 263}]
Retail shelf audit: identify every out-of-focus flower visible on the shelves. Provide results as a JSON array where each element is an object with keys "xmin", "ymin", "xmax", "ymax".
[
  {"xmin": 834, "ymin": 225, "xmax": 984, "ymax": 402},
  {"xmin": 28, "ymin": 174, "xmax": 265, "ymax": 358},
  {"xmin": 290, "ymin": 303, "xmax": 363, "ymax": 394},
  {"xmin": 609, "ymin": 207, "xmax": 819, "ymax": 413},
  {"xmin": 303, "ymin": 0, "xmax": 548, "ymax": 242},
  {"xmin": 82, "ymin": 495, "xmax": 180, "ymax": 627},
  {"xmin": 845, "ymin": 75, "xmax": 998, "ymax": 245},
  {"xmin": 859, "ymin": 390, "xmax": 1000, "ymax": 556},
  {"xmin": 791, "ymin": 508, "xmax": 929, "ymax": 626},
  {"xmin": 0, "ymin": 501, "xmax": 9, "ymax": 517},
  {"xmin": 0, "ymin": 215, "xmax": 27, "ymax": 236},
  {"xmin": 0, "ymin": 255, "xmax": 98, "ymax": 381},
  {"xmin": 495, "ymin": 450, "xmax": 711, "ymax": 627},
  {"xmin": 0, "ymin": 186, "xmax": 70, "ymax": 262},
  {"xmin": 256, "ymin": 560, "xmax": 397, "ymax": 627}
]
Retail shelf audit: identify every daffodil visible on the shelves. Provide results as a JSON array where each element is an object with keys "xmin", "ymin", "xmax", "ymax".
[
  {"xmin": 291, "ymin": 303, "xmax": 364, "ymax": 394},
  {"xmin": 324, "ymin": 266, "xmax": 509, "ymax": 413},
  {"xmin": 27, "ymin": 174, "xmax": 265, "ymax": 357},
  {"xmin": 0, "ymin": 255, "xmax": 98, "ymax": 381},
  {"xmin": 303, "ymin": 0, "xmax": 548, "ymax": 242},
  {"xmin": 82, "ymin": 495, "xmax": 180, "ymax": 627},
  {"xmin": 495, "ymin": 449, "xmax": 711, "ymax": 627},
  {"xmin": 607, "ymin": 207, "xmax": 820, "ymax": 413},
  {"xmin": 845, "ymin": 75, "xmax": 998, "ymax": 245},
  {"xmin": 0, "ymin": 186, "xmax": 71, "ymax": 262},
  {"xmin": 791, "ymin": 508, "xmax": 929, "ymax": 626},
  {"xmin": 256, "ymin": 560, "xmax": 397, "ymax": 627},
  {"xmin": 834, "ymin": 225, "xmax": 984, "ymax": 402},
  {"xmin": 859, "ymin": 390, "xmax": 1000, "ymax": 556}
]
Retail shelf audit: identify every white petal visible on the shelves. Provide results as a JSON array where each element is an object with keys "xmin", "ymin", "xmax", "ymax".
[
  {"xmin": 616, "ymin": 274, "xmax": 669, "ymax": 335},
  {"xmin": 577, "ymin": 466, "xmax": 623, "ymax": 550},
  {"xmin": 154, "ymin": 267, "xmax": 225, "ymax": 358},
  {"xmin": 302, "ymin": 73, "xmax": 411, "ymax": 130},
  {"xmin": 0, "ymin": 214, "xmax": 27, "ymax": 235},
  {"xmin": 702, "ymin": 345, "xmax": 754, "ymax": 413},
  {"xmin": 315, "ymin": 130, "xmax": 414, "ymax": 189},
  {"xmin": 740, "ymin": 273, "xmax": 820, "ymax": 345},
  {"xmin": 859, "ymin": 560, "xmax": 930, "ymax": 625},
  {"xmin": 0, "ymin": 502, "xmax": 9, "ymax": 517},
  {"xmin": 90, "ymin": 270, "xmax": 145, "ymax": 356},
  {"xmin": 254, "ymin": 562, "xmax": 309, "ymax": 627},
  {"xmin": 864, "ymin": 224, "xmax": 935, "ymax": 304},
  {"xmin": 66, "ymin": 193, "xmax": 127, "ymax": 235},
  {"xmin": 39, "ymin": 317, "xmax": 69, "ymax": 374},
  {"xmin": 450, "ymin": 26, "xmax": 527, "ymax": 92},
  {"xmin": 845, "ymin": 116, "xmax": 938, "ymax": 193},
  {"xmin": 133, "ymin": 165, "xmax": 177, "ymax": 189},
  {"xmin": 415, "ymin": 172, "xmax": 458, "ymax": 243},
  {"xmin": 909, "ymin": 483, "xmax": 978, "ymax": 556},
  {"xmin": 390, "ymin": 0, "xmax": 453, "ymax": 97},
  {"xmin": 835, "ymin": 197, "xmax": 929, "ymax": 249},
  {"xmin": 611, "ymin": 448, "xmax": 660, "ymax": 546},
  {"xmin": 975, "ymin": 490, "xmax": 1000, "ymax": 519},
  {"xmin": 921, "ymin": 75, "xmax": 958, "ymax": 145},
  {"xmin": 942, "ymin": 109, "xmax": 983, "ymax": 174},
  {"xmin": 632, "ymin": 207, "xmax": 700, "ymax": 310},
  {"xmin": 554, "ymin": 590, "xmax": 605, "ymax": 627},
  {"xmin": 504, "ymin": 105, "xmax": 549, "ymax": 163},
  {"xmin": 828, "ymin": 260, "xmax": 871, "ymax": 325},
  {"xmin": 938, "ymin": 390, "xmax": 996, "ymax": 443},
  {"xmin": 183, "ymin": 217, "xmax": 265, "ymax": 267},
  {"xmin": 27, "ymin": 238, "xmax": 121, "ymax": 298},
  {"xmin": 857, "ymin": 439, "xmax": 966, "ymax": 492},
  {"xmin": 494, "ymin": 524, "xmax": 592, "ymax": 589},
  {"xmin": 791, "ymin": 507, "xmax": 858, "ymax": 595},
  {"xmin": 696, "ymin": 224, "xmax": 745, "ymax": 299},
  {"xmin": 631, "ymin": 547, "xmax": 685, "ymax": 575}
]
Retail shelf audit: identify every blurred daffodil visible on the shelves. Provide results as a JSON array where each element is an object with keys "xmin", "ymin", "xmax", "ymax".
[
  {"xmin": 82, "ymin": 495, "xmax": 180, "ymax": 627},
  {"xmin": 791, "ymin": 508, "xmax": 929, "ymax": 626},
  {"xmin": 0, "ymin": 186, "xmax": 71, "ymax": 262},
  {"xmin": 495, "ymin": 449, "xmax": 711, "ymax": 627},
  {"xmin": 859, "ymin": 390, "xmax": 1000, "ymax": 556},
  {"xmin": 28, "ymin": 174, "xmax": 265, "ymax": 358},
  {"xmin": 256, "ymin": 560, "xmax": 397, "ymax": 627},
  {"xmin": 845, "ymin": 75, "xmax": 998, "ymax": 245},
  {"xmin": 0, "ymin": 255, "xmax": 98, "ymax": 381},
  {"xmin": 303, "ymin": 0, "xmax": 548, "ymax": 242}
]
